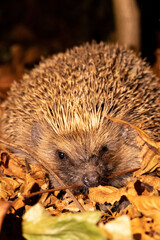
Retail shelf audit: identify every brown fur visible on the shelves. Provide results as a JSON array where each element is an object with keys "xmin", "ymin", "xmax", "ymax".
[{"xmin": 0, "ymin": 42, "xmax": 160, "ymax": 191}]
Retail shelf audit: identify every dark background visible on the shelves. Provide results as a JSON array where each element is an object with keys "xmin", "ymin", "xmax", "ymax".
[{"xmin": 0, "ymin": 0, "xmax": 159, "ymax": 65}]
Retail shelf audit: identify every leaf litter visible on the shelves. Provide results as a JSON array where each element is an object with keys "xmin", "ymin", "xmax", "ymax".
[{"xmin": 0, "ymin": 117, "xmax": 160, "ymax": 239}]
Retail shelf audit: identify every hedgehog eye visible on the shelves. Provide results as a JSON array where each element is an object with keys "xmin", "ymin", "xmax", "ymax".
[
  {"xmin": 57, "ymin": 151, "xmax": 67, "ymax": 160},
  {"xmin": 102, "ymin": 146, "xmax": 108, "ymax": 152},
  {"xmin": 100, "ymin": 146, "xmax": 108, "ymax": 153}
]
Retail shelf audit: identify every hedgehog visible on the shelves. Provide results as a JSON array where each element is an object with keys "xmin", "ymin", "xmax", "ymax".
[{"xmin": 0, "ymin": 41, "xmax": 160, "ymax": 193}]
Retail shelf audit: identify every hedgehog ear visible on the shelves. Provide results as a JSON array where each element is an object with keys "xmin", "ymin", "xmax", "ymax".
[{"xmin": 31, "ymin": 121, "xmax": 43, "ymax": 146}]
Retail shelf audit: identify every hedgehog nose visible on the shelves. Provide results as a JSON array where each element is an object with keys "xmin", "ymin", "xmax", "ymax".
[{"xmin": 82, "ymin": 172, "xmax": 100, "ymax": 187}]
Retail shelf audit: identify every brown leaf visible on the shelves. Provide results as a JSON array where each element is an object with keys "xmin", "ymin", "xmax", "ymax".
[
  {"xmin": 0, "ymin": 149, "xmax": 26, "ymax": 179},
  {"xmin": 120, "ymin": 204, "xmax": 141, "ymax": 219},
  {"xmin": 89, "ymin": 185, "xmax": 126, "ymax": 204},
  {"xmin": 127, "ymin": 195, "xmax": 160, "ymax": 217},
  {"xmin": 135, "ymin": 137, "xmax": 160, "ymax": 176},
  {"xmin": 131, "ymin": 218, "xmax": 154, "ymax": 240},
  {"xmin": 0, "ymin": 176, "xmax": 22, "ymax": 201},
  {"xmin": 11, "ymin": 198, "xmax": 25, "ymax": 213},
  {"xmin": 138, "ymin": 175, "xmax": 160, "ymax": 191}
]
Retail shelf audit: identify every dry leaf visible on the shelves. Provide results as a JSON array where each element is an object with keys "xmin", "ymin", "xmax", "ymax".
[
  {"xmin": 0, "ymin": 150, "xmax": 26, "ymax": 179},
  {"xmin": 120, "ymin": 204, "xmax": 141, "ymax": 219},
  {"xmin": 131, "ymin": 218, "xmax": 154, "ymax": 240},
  {"xmin": 136, "ymin": 138, "xmax": 160, "ymax": 175},
  {"xmin": 0, "ymin": 147, "xmax": 50, "ymax": 215},
  {"xmin": 127, "ymin": 195, "xmax": 160, "ymax": 217},
  {"xmin": 0, "ymin": 176, "xmax": 22, "ymax": 201},
  {"xmin": 138, "ymin": 175, "xmax": 160, "ymax": 191},
  {"xmin": 89, "ymin": 185, "xmax": 126, "ymax": 204}
]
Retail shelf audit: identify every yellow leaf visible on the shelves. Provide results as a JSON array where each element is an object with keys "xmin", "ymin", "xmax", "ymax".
[{"xmin": 89, "ymin": 185, "xmax": 126, "ymax": 204}]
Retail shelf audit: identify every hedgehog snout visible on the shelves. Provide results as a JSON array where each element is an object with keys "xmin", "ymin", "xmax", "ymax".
[{"xmin": 82, "ymin": 171, "xmax": 100, "ymax": 187}]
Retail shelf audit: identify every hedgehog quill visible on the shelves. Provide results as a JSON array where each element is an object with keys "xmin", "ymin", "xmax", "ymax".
[{"xmin": 0, "ymin": 42, "xmax": 160, "ymax": 193}]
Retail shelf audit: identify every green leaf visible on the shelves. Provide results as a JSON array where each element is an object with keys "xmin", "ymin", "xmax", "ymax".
[{"xmin": 22, "ymin": 203, "xmax": 106, "ymax": 240}]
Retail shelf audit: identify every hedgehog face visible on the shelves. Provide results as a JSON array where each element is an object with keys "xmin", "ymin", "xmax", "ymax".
[
  {"xmin": 53, "ymin": 144, "xmax": 115, "ymax": 189},
  {"xmin": 31, "ymin": 120, "xmax": 140, "ymax": 193}
]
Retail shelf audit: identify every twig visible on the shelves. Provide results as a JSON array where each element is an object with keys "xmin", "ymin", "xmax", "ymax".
[
  {"xmin": 21, "ymin": 184, "xmax": 81, "ymax": 200},
  {"xmin": 107, "ymin": 167, "xmax": 140, "ymax": 179}
]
